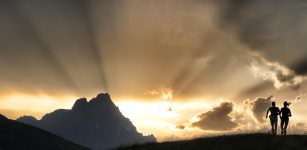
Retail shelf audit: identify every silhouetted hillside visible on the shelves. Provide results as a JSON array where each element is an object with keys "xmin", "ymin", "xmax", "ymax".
[
  {"xmin": 0, "ymin": 114, "xmax": 90, "ymax": 150},
  {"xmin": 117, "ymin": 134, "xmax": 307, "ymax": 150},
  {"xmin": 17, "ymin": 93, "xmax": 156, "ymax": 150}
]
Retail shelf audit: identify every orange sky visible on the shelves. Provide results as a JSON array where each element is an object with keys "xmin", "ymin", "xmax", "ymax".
[
  {"xmin": 1, "ymin": 0, "xmax": 307, "ymax": 140},
  {"xmin": 1, "ymin": 88, "xmax": 307, "ymax": 140}
]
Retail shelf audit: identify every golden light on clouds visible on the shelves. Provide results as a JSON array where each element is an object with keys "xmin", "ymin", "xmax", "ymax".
[
  {"xmin": 117, "ymin": 95, "xmax": 216, "ymax": 139},
  {"xmin": 1, "ymin": 0, "xmax": 307, "ymax": 142},
  {"xmin": 0, "ymin": 91, "xmax": 306, "ymax": 141}
]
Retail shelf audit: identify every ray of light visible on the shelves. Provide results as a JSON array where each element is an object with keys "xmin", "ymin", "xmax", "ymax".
[
  {"xmin": 10, "ymin": 0, "xmax": 80, "ymax": 92},
  {"xmin": 78, "ymin": 0, "xmax": 109, "ymax": 91}
]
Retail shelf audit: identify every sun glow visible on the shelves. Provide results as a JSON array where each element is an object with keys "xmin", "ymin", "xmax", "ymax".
[
  {"xmin": 116, "ymin": 97, "xmax": 212, "ymax": 138},
  {"xmin": 0, "ymin": 92, "xmax": 77, "ymax": 119},
  {"xmin": 1, "ymin": 90, "xmax": 295, "ymax": 141}
]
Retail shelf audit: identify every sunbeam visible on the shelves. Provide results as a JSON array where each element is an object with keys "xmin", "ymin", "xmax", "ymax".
[{"xmin": 0, "ymin": 0, "xmax": 307, "ymax": 143}]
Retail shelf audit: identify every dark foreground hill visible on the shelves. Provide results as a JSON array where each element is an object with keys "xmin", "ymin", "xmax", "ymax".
[
  {"xmin": 117, "ymin": 134, "xmax": 307, "ymax": 150},
  {"xmin": 0, "ymin": 114, "xmax": 89, "ymax": 150},
  {"xmin": 17, "ymin": 93, "xmax": 155, "ymax": 150}
]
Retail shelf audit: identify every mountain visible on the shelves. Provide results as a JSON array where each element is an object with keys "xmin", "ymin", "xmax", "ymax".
[
  {"xmin": 17, "ymin": 93, "xmax": 156, "ymax": 150},
  {"xmin": 117, "ymin": 133, "xmax": 307, "ymax": 150},
  {"xmin": 0, "ymin": 114, "xmax": 90, "ymax": 150}
]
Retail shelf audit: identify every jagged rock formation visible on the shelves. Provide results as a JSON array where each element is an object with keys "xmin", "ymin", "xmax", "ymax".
[
  {"xmin": 0, "ymin": 114, "xmax": 90, "ymax": 150},
  {"xmin": 17, "ymin": 93, "xmax": 156, "ymax": 150}
]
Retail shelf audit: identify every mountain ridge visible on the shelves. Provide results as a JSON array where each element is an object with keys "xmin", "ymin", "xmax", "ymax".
[
  {"xmin": 17, "ymin": 93, "xmax": 156, "ymax": 150},
  {"xmin": 0, "ymin": 113, "xmax": 90, "ymax": 150}
]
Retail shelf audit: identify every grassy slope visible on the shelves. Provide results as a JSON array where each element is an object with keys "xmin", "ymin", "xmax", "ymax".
[
  {"xmin": 0, "ymin": 116, "xmax": 90, "ymax": 150},
  {"xmin": 117, "ymin": 134, "xmax": 307, "ymax": 150}
]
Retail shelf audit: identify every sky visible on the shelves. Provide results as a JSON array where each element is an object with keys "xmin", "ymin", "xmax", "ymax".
[{"xmin": 1, "ymin": 0, "xmax": 307, "ymax": 141}]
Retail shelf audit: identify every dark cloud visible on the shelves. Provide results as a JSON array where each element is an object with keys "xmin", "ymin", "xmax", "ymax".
[
  {"xmin": 292, "ymin": 59, "xmax": 307, "ymax": 75},
  {"xmin": 187, "ymin": 102, "xmax": 238, "ymax": 131},
  {"xmin": 216, "ymin": 0, "xmax": 307, "ymax": 75},
  {"xmin": 244, "ymin": 95, "xmax": 273, "ymax": 123},
  {"xmin": 247, "ymin": 53, "xmax": 302, "ymax": 89}
]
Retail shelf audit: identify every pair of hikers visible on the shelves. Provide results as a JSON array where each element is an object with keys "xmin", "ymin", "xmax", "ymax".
[{"xmin": 266, "ymin": 101, "xmax": 292, "ymax": 135}]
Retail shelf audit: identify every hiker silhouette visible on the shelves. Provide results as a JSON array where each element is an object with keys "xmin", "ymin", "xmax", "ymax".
[
  {"xmin": 280, "ymin": 101, "xmax": 292, "ymax": 135},
  {"xmin": 266, "ymin": 102, "xmax": 280, "ymax": 135}
]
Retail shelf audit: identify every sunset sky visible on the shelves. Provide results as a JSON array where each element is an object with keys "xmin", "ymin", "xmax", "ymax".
[{"xmin": 1, "ymin": 0, "xmax": 307, "ymax": 140}]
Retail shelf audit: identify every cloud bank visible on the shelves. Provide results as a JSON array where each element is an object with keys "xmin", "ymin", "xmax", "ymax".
[
  {"xmin": 178, "ymin": 101, "xmax": 238, "ymax": 131},
  {"xmin": 247, "ymin": 53, "xmax": 302, "ymax": 89},
  {"xmin": 244, "ymin": 95, "xmax": 273, "ymax": 123}
]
